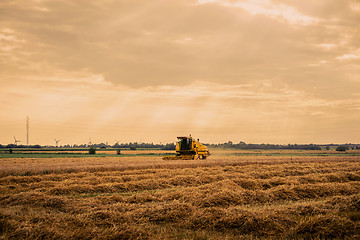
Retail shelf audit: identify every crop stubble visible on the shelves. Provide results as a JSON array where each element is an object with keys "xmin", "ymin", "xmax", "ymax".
[{"xmin": 0, "ymin": 151, "xmax": 359, "ymax": 239}]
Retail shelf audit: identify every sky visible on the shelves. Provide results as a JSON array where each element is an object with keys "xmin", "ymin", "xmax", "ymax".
[{"xmin": 1, "ymin": 0, "xmax": 360, "ymax": 146}]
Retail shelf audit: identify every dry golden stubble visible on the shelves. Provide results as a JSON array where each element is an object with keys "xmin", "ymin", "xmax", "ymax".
[{"xmin": 0, "ymin": 153, "xmax": 359, "ymax": 239}]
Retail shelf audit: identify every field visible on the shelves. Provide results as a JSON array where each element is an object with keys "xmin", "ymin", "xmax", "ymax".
[{"xmin": 1, "ymin": 149, "xmax": 360, "ymax": 239}]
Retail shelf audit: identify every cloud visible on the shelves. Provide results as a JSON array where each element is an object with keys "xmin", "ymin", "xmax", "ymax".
[
  {"xmin": 1, "ymin": 0, "xmax": 360, "ymax": 144},
  {"xmin": 336, "ymin": 49, "xmax": 360, "ymax": 60},
  {"xmin": 197, "ymin": 0, "xmax": 319, "ymax": 25},
  {"xmin": 0, "ymin": 0, "xmax": 358, "ymax": 94},
  {"xmin": 1, "ymin": 76, "xmax": 359, "ymax": 144}
]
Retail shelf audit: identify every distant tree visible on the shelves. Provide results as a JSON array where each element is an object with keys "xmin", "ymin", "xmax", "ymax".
[
  {"xmin": 161, "ymin": 143, "xmax": 176, "ymax": 150},
  {"xmin": 129, "ymin": 145, "xmax": 136, "ymax": 150},
  {"xmin": 116, "ymin": 149, "xmax": 121, "ymax": 155},
  {"xmin": 325, "ymin": 146, "xmax": 330, "ymax": 150},
  {"xmin": 89, "ymin": 147, "xmax": 96, "ymax": 154},
  {"xmin": 336, "ymin": 145, "xmax": 349, "ymax": 152}
]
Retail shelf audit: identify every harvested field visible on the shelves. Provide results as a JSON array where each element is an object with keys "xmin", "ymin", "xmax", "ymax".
[{"xmin": 1, "ymin": 150, "xmax": 359, "ymax": 239}]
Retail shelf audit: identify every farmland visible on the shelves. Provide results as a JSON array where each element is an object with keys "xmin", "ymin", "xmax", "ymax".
[{"xmin": 1, "ymin": 149, "xmax": 360, "ymax": 239}]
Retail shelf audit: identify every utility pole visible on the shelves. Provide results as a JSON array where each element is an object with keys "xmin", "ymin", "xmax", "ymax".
[{"xmin": 26, "ymin": 116, "xmax": 29, "ymax": 146}]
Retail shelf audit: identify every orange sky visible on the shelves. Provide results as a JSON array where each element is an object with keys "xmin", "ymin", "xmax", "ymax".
[{"xmin": 1, "ymin": 0, "xmax": 360, "ymax": 145}]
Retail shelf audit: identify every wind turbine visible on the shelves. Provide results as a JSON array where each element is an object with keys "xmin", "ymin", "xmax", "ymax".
[
  {"xmin": 54, "ymin": 138, "xmax": 60, "ymax": 147},
  {"xmin": 14, "ymin": 136, "xmax": 21, "ymax": 145}
]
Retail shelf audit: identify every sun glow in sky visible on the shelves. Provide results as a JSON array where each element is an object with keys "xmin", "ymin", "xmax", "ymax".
[{"xmin": 1, "ymin": 0, "xmax": 360, "ymax": 145}]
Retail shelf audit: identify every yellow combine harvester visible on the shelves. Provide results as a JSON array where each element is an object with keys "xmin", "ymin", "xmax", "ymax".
[{"xmin": 162, "ymin": 136, "xmax": 211, "ymax": 160}]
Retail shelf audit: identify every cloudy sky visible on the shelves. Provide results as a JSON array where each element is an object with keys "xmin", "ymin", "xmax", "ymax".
[{"xmin": 1, "ymin": 0, "xmax": 359, "ymax": 145}]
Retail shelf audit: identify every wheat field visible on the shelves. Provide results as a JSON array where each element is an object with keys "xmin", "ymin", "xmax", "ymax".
[{"xmin": 1, "ymin": 150, "xmax": 359, "ymax": 239}]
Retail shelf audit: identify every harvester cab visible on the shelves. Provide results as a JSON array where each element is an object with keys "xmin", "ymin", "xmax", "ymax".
[{"xmin": 163, "ymin": 136, "xmax": 211, "ymax": 160}]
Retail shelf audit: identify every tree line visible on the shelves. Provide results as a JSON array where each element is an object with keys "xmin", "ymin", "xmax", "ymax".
[
  {"xmin": 0, "ymin": 142, "xmax": 359, "ymax": 151},
  {"xmin": 206, "ymin": 141, "xmax": 360, "ymax": 150}
]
